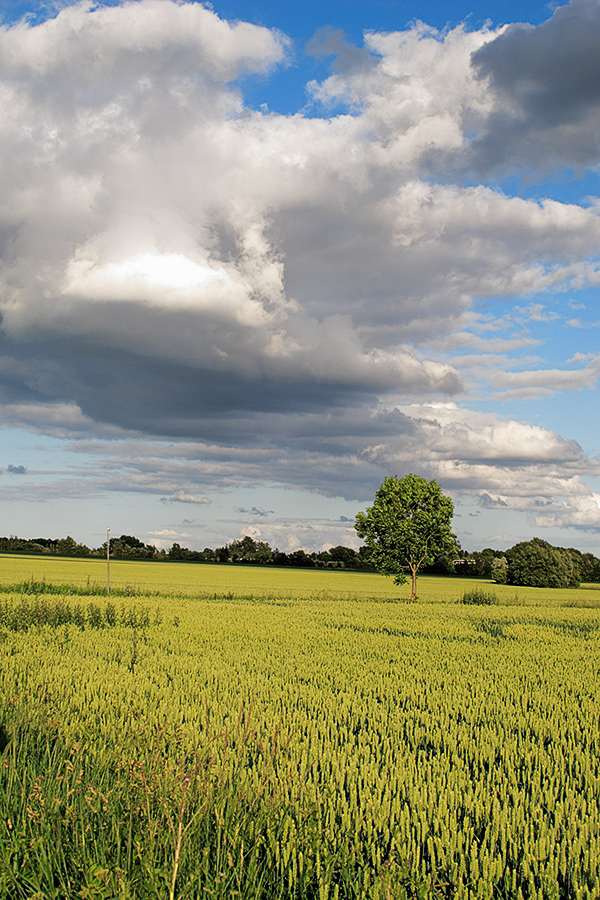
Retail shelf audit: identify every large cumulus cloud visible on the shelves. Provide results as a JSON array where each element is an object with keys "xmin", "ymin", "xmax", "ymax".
[{"xmin": 1, "ymin": 0, "xmax": 600, "ymax": 540}]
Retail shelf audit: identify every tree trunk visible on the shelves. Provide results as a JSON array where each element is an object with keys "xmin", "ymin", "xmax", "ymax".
[{"xmin": 410, "ymin": 566, "xmax": 417, "ymax": 601}]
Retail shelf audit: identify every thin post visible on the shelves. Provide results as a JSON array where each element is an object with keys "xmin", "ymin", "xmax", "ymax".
[{"xmin": 107, "ymin": 527, "xmax": 110, "ymax": 594}]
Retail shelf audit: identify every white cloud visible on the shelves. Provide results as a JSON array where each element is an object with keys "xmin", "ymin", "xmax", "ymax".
[
  {"xmin": 490, "ymin": 359, "xmax": 600, "ymax": 398},
  {"xmin": 533, "ymin": 494, "xmax": 600, "ymax": 531},
  {"xmin": 394, "ymin": 402, "xmax": 583, "ymax": 463},
  {"xmin": 148, "ymin": 529, "xmax": 188, "ymax": 538},
  {"xmin": 147, "ymin": 527, "xmax": 192, "ymax": 548},
  {"xmin": 237, "ymin": 518, "xmax": 361, "ymax": 553},
  {"xmin": 0, "ymin": 0, "xmax": 287, "ymax": 82},
  {"xmin": 361, "ymin": 402, "xmax": 600, "ymax": 533},
  {"xmin": 568, "ymin": 318, "xmax": 600, "ymax": 329},
  {"xmin": 97, "ymin": 253, "xmax": 228, "ymax": 293}
]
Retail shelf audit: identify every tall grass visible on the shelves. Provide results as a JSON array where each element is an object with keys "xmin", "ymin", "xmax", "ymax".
[
  {"xmin": 4, "ymin": 577, "xmax": 147, "ymax": 597},
  {"xmin": 0, "ymin": 594, "xmax": 155, "ymax": 632},
  {"xmin": 0, "ymin": 697, "xmax": 433, "ymax": 899}
]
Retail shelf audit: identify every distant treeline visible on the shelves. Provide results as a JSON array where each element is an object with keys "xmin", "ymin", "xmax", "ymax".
[
  {"xmin": 0, "ymin": 533, "xmax": 375, "ymax": 570},
  {"xmin": 2, "ymin": 533, "xmax": 600, "ymax": 584}
]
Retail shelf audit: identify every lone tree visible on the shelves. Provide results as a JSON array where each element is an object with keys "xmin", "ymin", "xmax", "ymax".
[{"xmin": 355, "ymin": 474, "xmax": 456, "ymax": 601}]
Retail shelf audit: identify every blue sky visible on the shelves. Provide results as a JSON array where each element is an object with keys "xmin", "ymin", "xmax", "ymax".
[{"xmin": 0, "ymin": 0, "xmax": 599, "ymax": 555}]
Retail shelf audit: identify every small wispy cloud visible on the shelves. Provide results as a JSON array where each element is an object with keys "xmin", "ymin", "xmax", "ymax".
[
  {"xmin": 237, "ymin": 506, "xmax": 274, "ymax": 517},
  {"xmin": 161, "ymin": 490, "xmax": 211, "ymax": 505},
  {"xmin": 520, "ymin": 303, "xmax": 559, "ymax": 323},
  {"xmin": 567, "ymin": 318, "xmax": 600, "ymax": 329},
  {"xmin": 149, "ymin": 529, "xmax": 191, "ymax": 538},
  {"xmin": 568, "ymin": 352, "xmax": 597, "ymax": 363}
]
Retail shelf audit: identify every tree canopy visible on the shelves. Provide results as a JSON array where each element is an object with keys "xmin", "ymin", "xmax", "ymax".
[
  {"xmin": 355, "ymin": 474, "xmax": 456, "ymax": 601},
  {"xmin": 505, "ymin": 538, "xmax": 580, "ymax": 588}
]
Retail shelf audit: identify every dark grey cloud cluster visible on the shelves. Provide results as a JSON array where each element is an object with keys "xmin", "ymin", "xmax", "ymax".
[{"xmin": 471, "ymin": 0, "xmax": 600, "ymax": 170}]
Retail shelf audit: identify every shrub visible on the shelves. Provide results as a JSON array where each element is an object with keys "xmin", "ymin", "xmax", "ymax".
[{"xmin": 460, "ymin": 588, "xmax": 498, "ymax": 605}]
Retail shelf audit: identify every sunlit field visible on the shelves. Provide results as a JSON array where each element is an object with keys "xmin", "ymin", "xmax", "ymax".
[
  {"xmin": 1, "ymin": 557, "xmax": 600, "ymax": 897},
  {"xmin": 1, "ymin": 553, "xmax": 600, "ymax": 605}
]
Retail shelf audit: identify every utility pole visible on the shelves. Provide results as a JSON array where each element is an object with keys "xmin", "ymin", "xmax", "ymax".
[{"xmin": 107, "ymin": 527, "xmax": 110, "ymax": 594}]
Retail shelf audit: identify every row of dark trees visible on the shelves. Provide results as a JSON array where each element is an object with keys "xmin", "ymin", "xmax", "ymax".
[
  {"xmin": 0, "ymin": 534, "xmax": 156, "ymax": 559},
  {"xmin": 2, "ymin": 533, "xmax": 600, "ymax": 586},
  {"xmin": 168, "ymin": 536, "xmax": 375, "ymax": 570},
  {"xmin": 0, "ymin": 534, "xmax": 375, "ymax": 570}
]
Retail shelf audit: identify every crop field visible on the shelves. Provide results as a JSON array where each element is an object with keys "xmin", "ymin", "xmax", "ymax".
[
  {"xmin": 1, "ymin": 561, "xmax": 599, "ymax": 898},
  {"xmin": 2, "ymin": 553, "xmax": 600, "ymax": 605}
]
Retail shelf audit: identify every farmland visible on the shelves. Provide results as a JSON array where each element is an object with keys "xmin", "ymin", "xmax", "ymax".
[
  {"xmin": 1, "ymin": 558, "xmax": 599, "ymax": 898},
  {"xmin": 2, "ymin": 553, "xmax": 600, "ymax": 605}
]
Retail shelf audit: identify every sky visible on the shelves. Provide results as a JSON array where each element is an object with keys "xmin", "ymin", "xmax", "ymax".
[{"xmin": 0, "ymin": 0, "xmax": 599, "ymax": 555}]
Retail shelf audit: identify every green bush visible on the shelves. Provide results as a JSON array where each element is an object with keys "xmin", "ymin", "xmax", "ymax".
[
  {"xmin": 460, "ymin": 588, "xmax": 498, "ymax": 605},
  {"xmin": 506, "ymin": 538, "xmax": 580, "ymax": 588}
]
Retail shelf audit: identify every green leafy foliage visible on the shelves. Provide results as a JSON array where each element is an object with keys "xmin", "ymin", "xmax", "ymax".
[
  {"xmin": 506, "ymin": 538, "xmax": 580, "ymax": 588},
  {"xmin": 355, "ymin": 474, "xmax": 456, "ymax": 600}
]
